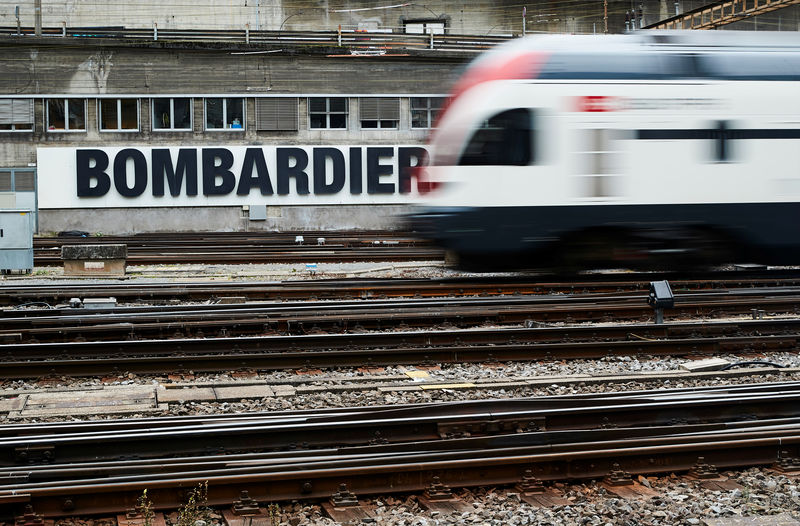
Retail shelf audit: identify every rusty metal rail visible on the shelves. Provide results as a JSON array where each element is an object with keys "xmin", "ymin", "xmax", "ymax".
[
  {"xmin": 5, "ymin": 269, "xmax": 800, "ymax": 307},
  {"xmin": 2, "ymin": 383, "xmax": 800, "ymax": 518},
  {"xmin": 34, "ymin": 231, "xmax": 442, "ymax": 266},
  {"xmin": 3, "ymin": 294, "xmax": 800, "ymax": 344},
  {"xmin": 645, "ymin": 0, "xmax": 800, "ymax": 29},
  {"xmin": 1, "ymin": 287, "xmax": 800, "ymax": 377}
]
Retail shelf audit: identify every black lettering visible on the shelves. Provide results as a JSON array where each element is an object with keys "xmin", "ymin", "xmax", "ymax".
[
  {"xmin": 152, "ymin": 149, "xmax": 198, "ymax": 197},
  {"xmin": 76, "ymin": 149, "xmax": 111, "ymax": 197},
  {"xmin": 367, "ymin": 147, "xmax": 394, "ymax": 194},
  {"xmin": 113, "ymin": 148, "xmax": 147, "ymax": 197},
  {"xmin": 237, "ymin": 148, "xmax": 274, "ymax": 196},
  {"xmin": 276, "ymin": 148, "xmax": 310, "ymax": 195},
  {"xmin": 313, "ymin": 148, "xmax": 345, "ymax": 195},
  {"xmin": 349, "ymin": 147, "xmax": 362, "ymax": 194},
  {"xmin": 202, "ymin": 148, "xmax": 236, "ymax": 196},
  {"xmin": 398, "ymin": 147, "xmax": 428, "ymax": 194}
]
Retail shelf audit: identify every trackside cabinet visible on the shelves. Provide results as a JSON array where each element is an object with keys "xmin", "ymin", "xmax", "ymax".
[{"xmin": 0, "ymin": 209, "xmax": 33, "ymax": 273}]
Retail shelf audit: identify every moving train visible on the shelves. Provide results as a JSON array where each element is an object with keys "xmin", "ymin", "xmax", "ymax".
[{"xmin": 407, "ymin": 31, "xmax": 800, "ymax": 271}]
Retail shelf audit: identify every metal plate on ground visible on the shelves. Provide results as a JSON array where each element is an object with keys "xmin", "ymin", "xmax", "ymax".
[
  {"xmin": 320, "ymin": 502, "xmax": 375, "ymax": 523},
  {"xmin": 518, "ymin": 490, "xmax": 572, "ymax": 508},
  {"xmin": 601, "ymin": 481, "xmax": 660, "ymax": 499},
  {"xmin": 703, "ymin": 513, "xmax": 800, "ymax": 525}
]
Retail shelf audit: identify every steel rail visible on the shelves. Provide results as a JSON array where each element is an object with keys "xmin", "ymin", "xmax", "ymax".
[
  {"xmin": 1, "ymin": 424, "xmax": 797, "ymax": 517},
  {"xmin": 4, "ymin": 297, "xmax": 800, "ymax": 344},
  {"xmin": 5, "ymin": 270, "xmax": 800, "ymax": 307},
  {"xmin": 4, "ymin": 380, "xmax": 799, "ymax": 438},
  {"xmin": 8, "ymin": 421, "xmax": 800, "ymax": 490},
  {"xmin": 4, "ymin": 388, "xmax": 800, "ymax": 467}
]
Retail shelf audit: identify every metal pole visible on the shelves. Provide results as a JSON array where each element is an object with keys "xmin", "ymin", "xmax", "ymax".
[
  {"xmin": 15, "ymin": 5, "xmax": 20, "ymax": 35},
  {"xmin": 153, "ymin": 22, "xmax": 158, "ymax": 41},
  {"xmin": 34, "ymin": 0, "xmax": 41, "ymax": 36},
  {"xmin": 604, "ymin": 0, "xmax": 608, "ymax": 33}
]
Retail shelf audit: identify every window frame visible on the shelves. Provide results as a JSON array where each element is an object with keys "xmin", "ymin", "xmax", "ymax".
[
  {"xmin": 151, "ymin": 97, "xmax": 193, "ymax": 132},
  {"xmin": 410, "ymin": 96, "xmax": 445, "ymax": 129},
  {"xmin": 45, "ymin": 98, "xmax": 87, "ymax": 133},
  {"xmin": 0, "ymin": 98, "xmax": 34, "ymax": 132},
  {"xmin": 308, "ymin": 97, "xmax": 349, "ymax": 130},
  {"xmin": 204, "ymin": 97, "xmax": 246, "ymax": 131},
  {"xmin": 98, "ymin": 98, "xmax": 140, "ymax": 133}
]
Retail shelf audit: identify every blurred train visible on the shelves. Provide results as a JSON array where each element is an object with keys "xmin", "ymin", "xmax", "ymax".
[{"xmin": 407, "ymin": 31, "xmax": 800, "ymax": 271}]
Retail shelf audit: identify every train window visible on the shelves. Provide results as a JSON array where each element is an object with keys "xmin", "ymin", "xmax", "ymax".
[
  {"xmin": 458, "ymin": 108, "xmax": 533, "ymax": 166},
  {"xmin": 538, "ymin": 53, "xmax": 698, "ymax": 80},
  {"xmin": 699, "ymin": 52, "xmax": 800, "ymax": 80}
]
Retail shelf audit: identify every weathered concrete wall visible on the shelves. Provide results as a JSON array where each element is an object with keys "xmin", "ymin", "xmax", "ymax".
[
  {"xmin": 0, "ymin": 42, "xmax": 461, "ymax": 169},
  {"xmin": 40, "ymin": 204, "xmax": 411, "ymax": 234},
  {"xmin": 0, "ymin": 44, "xmax": 465, "ymax": 96},
  {"xmin": 0, "ymin": 1, "xmax": 735, "ymax": 35}
]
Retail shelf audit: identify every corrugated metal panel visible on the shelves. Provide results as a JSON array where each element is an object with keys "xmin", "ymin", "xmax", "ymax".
[
  {"xmin": 14, "ymin": 171, "xmax": 35, "ymax": 192},
  {"xmin": 360, "ymin": 98, "xmax": 400, "ymax": 120},
  {"xmin": 256, "ymin": 98, "xmax": 298, "ymax": 131},
  {"xmin": 0, "ymin": 171, "xmax": 11, "ymax": 192}
]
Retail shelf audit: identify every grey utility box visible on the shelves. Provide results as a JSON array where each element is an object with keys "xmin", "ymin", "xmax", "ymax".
[{"xmin": 0, "ymin": 209, "xmax": 34, "ymax": 273}]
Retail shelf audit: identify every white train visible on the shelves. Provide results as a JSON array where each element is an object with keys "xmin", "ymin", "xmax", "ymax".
[{"xmin": 408, "ymin": 31, "xmax": 800, "ymax": 270}]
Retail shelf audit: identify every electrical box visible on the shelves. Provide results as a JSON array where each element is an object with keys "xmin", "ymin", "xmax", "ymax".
[{"xmin": 0, "ymin": 209, "xmax": 33, "ymax": 273}]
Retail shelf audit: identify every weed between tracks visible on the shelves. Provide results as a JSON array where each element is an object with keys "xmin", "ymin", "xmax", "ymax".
[
  {"xmin": 176, "ymin": 482, "xmax": 212, "ymax": 526},
  {"xmin": 137, "ymin": 490, "xmax": 155, "ymax": 526}
]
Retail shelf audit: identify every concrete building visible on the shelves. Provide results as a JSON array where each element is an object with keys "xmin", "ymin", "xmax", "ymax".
[{"xmin": 0, "ymin": 1, "xmax": 797, "ymax": 234}]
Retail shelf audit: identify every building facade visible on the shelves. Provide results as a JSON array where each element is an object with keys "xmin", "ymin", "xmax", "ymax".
[{"xmin": 0, "ymin": 1, "xmax": 798, "ymax": 234}]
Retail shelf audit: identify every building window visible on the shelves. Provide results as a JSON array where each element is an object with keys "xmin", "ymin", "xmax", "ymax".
[
  {"xmin": 459, "ymin": 108, "xmax": 533, "ymax": 166},
  {"xmin": 46, "ymin": 98, "xmax": 86, "ymax": 132},
  {"xmin": 0, "ymin": 99, "xmax": 33, "ymax": 132},
  {"xmin": 255, "ymin": 98, "xmax": 298, "ymax": 131},
  {"xmin": 152, "ymin": 98, "xmax": 192, "ymax": 131},
  {"xmin": 411, "ymin": 97, "xmax": 445, "ymax": 129},
  {"xmin": 360, "ymin": 97, "xmax": 399, "ymax": 129},
  {"xmin": 99, "ymin": 98, "xmax": 139, "ymax": 131},
  {"xmin": 309, "ymin": 97, "xmax": 348, "ymax": 129},
  {"xmin": 205, "ymin": 98, "xmax": 244, "ymax": 130}
]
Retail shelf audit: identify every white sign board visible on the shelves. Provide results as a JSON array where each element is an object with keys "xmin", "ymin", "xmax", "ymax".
[{"xmin": 37, "ymin": 145, "xmax": 429, "ymax": 208}]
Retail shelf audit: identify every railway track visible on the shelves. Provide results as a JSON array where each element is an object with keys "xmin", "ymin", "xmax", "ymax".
[
  {"xmin": 5, "ymin": 268, "xmax": 800, "ymax": 306},
  {"xmin": 2, "ymin": 382, "xmax": 799, "ymax": 518},
  {"xmin": 33, "ymin": 231, "xmax": 443, "ymax": 266},
  {"xmin": 1, "ymin": 287, "xmax": 800, "ymax": 377}
]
